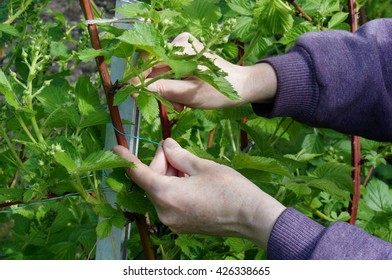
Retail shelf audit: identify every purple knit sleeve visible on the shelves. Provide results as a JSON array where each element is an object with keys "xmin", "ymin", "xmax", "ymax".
[
  {"xmin": 268, "ymin": 208, "xmax": 392, "ymax": 259},
  {"xmin": 253, "ymin": 19, "xmax": 392, "ymax": 142}
]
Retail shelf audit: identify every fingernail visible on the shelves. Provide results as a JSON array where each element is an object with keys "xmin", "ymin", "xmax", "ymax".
[{"xmin": 163, "ymin": 138, "xmax": 178, "ymax": 149}]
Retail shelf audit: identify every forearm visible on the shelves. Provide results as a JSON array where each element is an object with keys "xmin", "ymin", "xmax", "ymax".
[{"xmin": 253, "ymin": 19, "xmax": 392, "ymax": 142}]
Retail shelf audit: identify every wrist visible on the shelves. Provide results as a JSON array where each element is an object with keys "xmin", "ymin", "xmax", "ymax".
[
  {"xmin": 240, "ymin": 190, "xmax": 286, "ymax": 249},
  {"xmin": 240, "ymin": 63, "xmax": 277, "ymax": 105}
]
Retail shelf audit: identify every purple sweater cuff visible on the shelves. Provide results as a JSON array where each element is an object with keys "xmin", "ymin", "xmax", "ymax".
[
  {"xmin": 252, "ymin": 48, "xmax": 319, "ymax": 123},
  {"xmin": 267, "ymin": 208, "xmax": 325, "ymax": 260}
]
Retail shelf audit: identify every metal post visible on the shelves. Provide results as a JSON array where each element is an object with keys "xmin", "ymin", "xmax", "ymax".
[{"xmin": 95, "ymin": 0, "xmax": 140, "ymax": 260}]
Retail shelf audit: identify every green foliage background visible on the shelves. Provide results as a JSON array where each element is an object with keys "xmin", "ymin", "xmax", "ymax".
[{"xmin": 0, "ymin": 0, "xmax": 391, "ymax": 259}]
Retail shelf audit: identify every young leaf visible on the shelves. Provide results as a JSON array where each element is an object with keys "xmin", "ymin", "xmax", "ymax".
[
  {"xmin": 232, "ymin": 153, "xmax": 290, "ymax": 177},
  {"xmin": 226, "ymin": 0, "xmax": 255, "ymax": 16},
  {"xmin": 75, "ymin": 76, "xmax": 103, "ymax": 116},
  {"xmin": 76, "ymin": 150, "xmax": 134, "ymax": 173},
  {"xmin": 113, "ymin": 86, "xmax": 135, "ymax": 106},
  {"xmin": 54, "ymin": 151, "xmax": 78, "ymax": 174},
  {"xmin": 255, "ymin": 0, "xmax": 294, "ymax": 35},
  {"xmin": 115, "ymin": 2, "xmax": 150, "ymax": 18},
  {"xmin": 0, "ymin": 23, "xmax": 20, "ymax": 37},
  {"xmin": 328, "ymin": 12, "xmax": 349, "ymax": 29},
  {"xmin": 0, "ymin": 69, "xmax": 21, "ymax": 109},
  {"xmin": 117, "ymin": 23, "xmax": 165, "ymax": 57},
  {"xmin": 96, "ymin": 219, "xmax": 112, "ymax": 239},
  {"xmin": 136, "ymin": 91, "xmax": 159, "ymax": 124}
]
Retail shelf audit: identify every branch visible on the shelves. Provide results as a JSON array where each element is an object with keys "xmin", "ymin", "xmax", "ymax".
[
  {"xmin": 288, "ymin": 0, "xmax": 313, "ymax": 22},
  {"xmin": 79, "ymin": 0, "xmax": 128, "ymax": 148},
  {"xmin": 79, "ymin": 0, "xmax": 155, "ymax": 260},
  {"xmin": 347, "ymin": 0, "xmax": 361, "ymax": 226}
]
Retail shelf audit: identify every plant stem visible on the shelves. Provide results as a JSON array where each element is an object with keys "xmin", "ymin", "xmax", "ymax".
[
  {"xmin": 287, "ymin": 0, "xmax": 313, "ymax": 22},
  {"xmin": 347, "ymin": 0, "xmax": 361, "ymax": 226},
  {"xmin": 271, "ymin": 119, "xmax": 294, "ymax": 147},
  {"xmin": 237, "ymin": 33, "xmax": 262, "ymax": 65},
  {"xmin": 4, "ymin": 0, "xmax": 33, "ymax": 25},
  {"xmin": 15, "ymin": 112, "xmax": 37, "ymax": 143},
  {"xmin": 0, "ymin": 125, "xmax": 29, "ymax": 172}
]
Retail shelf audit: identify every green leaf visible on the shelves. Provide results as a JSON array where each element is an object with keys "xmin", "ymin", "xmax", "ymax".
[
  {"xmin": 117, "ymin": 23, "xmax": 165, "ymax": 57},
  {"xmin": 50, "ymin": 41, "xmax": 72, "ymax": 60},
  {"xmin": 117, "ymin": 188, "xmax": 155, "ymax": 216},
  {"xmin": 79, "ymin": 111, "xmax": 110, "ymax": 128},
  {"xmin": 195, "ymin": 70, "xmax": 240, "ymax": 101},
  {"xmin": 166, "ymin": 59, "xmax": 198, "ymax": 79},
  {"xmin": 0, "ymin": 188, "xmax": 23, "ymax": 203},
  {"xmin": 175, "ymin": 235, "xmax": 203, "ymax": 258},
  {"xmin": 232, "ymin": 16, "xmax": 255, "ymax": 41},
  {"xmin": 183, "ymin": 0, "xmax": 222, "ymax": 31},
  {"xmin": 312, "ymin": 162, "xmax": 353, "ymax": 193},
  {"xmin": 256, "ymin": 0, "xmax": 294, "ymax": 35},
  {"xmin": 226, "ymin": 0, "xmax": 254, "ymax": 16},
  {"xmin": 279, "ymin": 23, "xmax": 313, "ymax": 45},
  {"xmin": 77, "ymin": 48, "xmax": 110, "ymax": 62},
  {"xmin": 75, "ymin": 76, "xmax": 103, "ymax": 116},
  {"xmin": 113, "ymin": 86, "xmax": 135, "ymax": 106},
  {"xmin": 96, "ymin": 219, "xmax": 112, "ymax": 239},
  {"xmin": 0, "ymin": 68, "xmax": 21, "ymax": 109},
  {"xmin": 284, "ymin": 182, "xmax": 312, "ymax": 196},
  {"xmin": 363, "ymin": 179, "xmax": 392, "ymax": 212},
  {"xmin": 0, "ymin": 23, "xmax": 19, "ymax": 36},
  {"xmin": 232, "ymin": 153, "xmax": 290, "ymax": 177},
  {"xmin": 319, "ymin": 0, "xmax": 340, "ymax": 16},
  {"xmin": 54, "ymin": 151, "xmax": 78, "ymax": 174},
  {"xmin": 115, "ymin": 2, "xmax": 150, "ymax": 18},
  {"xmin": 328, "ymin": 12, "xmax": 349, "ymax": 29},
  {"xmin": 136, "ymin": 91, "xmax": 159, "ymax": 124},
  {"xmin": 77, "ymin": 150, "xmax": 134, "ymax": 173}
]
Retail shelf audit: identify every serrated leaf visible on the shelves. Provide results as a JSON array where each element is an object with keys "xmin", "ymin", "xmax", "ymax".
[
  {"xmin": 50, "ymin": 41, "xmax": 71, "ymax": 60},
  {"xmin": 224, "ymin": 237, "xmax": 254, "ymax": 254},
  {"xmin": 0, "ymin": 188, "xmax": 23, "ymax": 203},
  {"xmin": 232, "ymin": 16, "xmax": 255, "ymax": 41},
  {"xmin": 77, "ymin": 48, "xmax": 110, "ymax": 62},
  {"xmin": 256, "ymin": 0, "xmax": 294, "ymax": 35},
  {"xmin": 0, "ymin": 68, "xmax": 21, "ymax": 109},
  {"xmin": 226, "ymin": 0, "xmax": 254, "ymax": 16},
  {"xmin": 96, "ymin": 219, "xmax": 112, "ymax": 239},
  {"xmin": 312, "ymin": 162, "xmax": 353, "ymax": 193},
  {"xmin": 302, "ymin": 134, "xmax": 324, "ymax": 154},
  {"xmin": 175, "ymin": 235, "xmax": 203, "ymax": 258},
  {"xmin": 137, "ymin": 91, "xmax": 159, "ymax": 124},
  {"xmin": 12, "ymin": 139, "xmax": 46, "ymax": 153},
  {"xmin": 113, "ymin": 86, "xmax": 135, "ymax": 105},
  {"xmin": 117, "ymin": 188, "xmax": 155, "ymax": 215},
  {"xmin": 308, "ymin": 178, "xmax": 350, "ymax": 198},
  {"xmin": 54, "ymin": 151, "xmax": 78, "ymax": 174},
  {"xmin": 328, "ymin": 12, "xmax": 349, "ymax": 29},
  {"xmin": 196, "ymin": 70, "xmax": 240, "ymax": 101},
  {"xmin": 167, "ymin": 59, "xmax": 198, "ymax": 79},
  {"xmin": 77, "ymin": 150, "xmax": 134, "ymax": 173},
  {"xmin": 115, "ymin": 2, "xmax": 150, "ymax": 18},
  {"xmin": 172, "ymin": 111, "xmax": 199, "ymax": 139},
  {"xmin": 0, "ymin": 23, "xmax": 19, "ymax": 36},
  {"xmin": 232, "ymin": 153, "xmax": 290, "ymax": 177},
  {"xmin": 280, "ymin": 23, "xmax": 313, "ymax": 45},
  {"xmin": 284, "ymin": 182, "xmax": 312, "ymax": 196},
  {"xmin": 117, "ymin": 23, "xmax": 165, "ymax": 57},
  {"xmin": 363, "ymin": 179, "xmax": 392, "ymax": 212},
  {"xmin": 75, "ymin": 76, "xmax": 103, "ymax": 116},
  {"xmin": 183, "ymin": 0, "xmax": 222, "ymax": 26},
  {"xmin": 79, "ymin": 111, "xmax": 110, "ymax": 128}
]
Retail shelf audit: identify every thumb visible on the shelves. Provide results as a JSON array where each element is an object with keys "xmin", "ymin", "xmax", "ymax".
[
  {"xmin": 112, "ymin": 145, "xmax": 158, "ymax": 192},
  {"xmin": 162, "ymin": 138, "xmax": 209, "ymax": 176}
]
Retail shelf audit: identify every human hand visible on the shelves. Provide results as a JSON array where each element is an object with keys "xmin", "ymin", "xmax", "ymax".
[
  {"xmin": 145, "ymin": 33, "xmax": 278, "ymax": 111},
  {"xmin": 113, "ymin": 138, "xmax": 285, "ymax": 249}
]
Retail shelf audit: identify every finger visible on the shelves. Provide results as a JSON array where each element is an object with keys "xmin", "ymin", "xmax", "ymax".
[
  {"xmin": 162, "ymin": 138, "xmax": 209, "ymax": 176},
  {"xmin": 112, "ymin": 145, "xmax": 158, "ymax": 192},
  {"xmin": 149, "ymin": 144, "xmax": 168, "ymax": 175}
]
